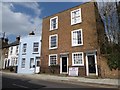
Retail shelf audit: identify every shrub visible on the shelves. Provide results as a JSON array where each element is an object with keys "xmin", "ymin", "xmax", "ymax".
[{"xmin": 9, "ymin": 66, "xmax": 14, "ymax": 72}]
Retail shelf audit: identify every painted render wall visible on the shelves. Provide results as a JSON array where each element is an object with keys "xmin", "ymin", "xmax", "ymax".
[
  {"xmin": 7, "ymin": 45, "xmax": 19, "ymax": 67},
  {"xmin": 17, "ymin": 35, "xmax": 41, "ymax": 74}
]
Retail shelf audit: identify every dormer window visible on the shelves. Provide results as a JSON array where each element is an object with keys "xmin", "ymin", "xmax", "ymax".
[{"xmin": 50, "ymin": 16, "xmax": 58, "ymax": 30}]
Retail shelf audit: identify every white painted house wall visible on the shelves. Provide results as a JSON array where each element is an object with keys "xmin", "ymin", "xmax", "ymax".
[
  {"xmin": 17, "ymin": 35, "xmax": 41, "ymax": 74},
  {"xmin": 3, "ymin": 45, "xmax": 19, "ymax": 69}
]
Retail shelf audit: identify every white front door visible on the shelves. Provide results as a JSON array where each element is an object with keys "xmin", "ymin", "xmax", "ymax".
[
  {"xmin": 86, "ymin": 53, "xmax": 98, "ymax": 76},
  {"xmin": 35, "ymin": 57, "xmax": 40, "ymax": 73}
]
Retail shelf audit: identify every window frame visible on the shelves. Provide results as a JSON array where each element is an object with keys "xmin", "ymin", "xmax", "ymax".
[
  {"xmin": 50, "ymin": 16, "xmax": 58, "ymax": 31},
  {"xmin": 72, "ymin": 52, "xmax": 84, "ymax": 66},
  {"xmin": 30, "ymin": 58, "xmax": 34, "ymax": 68},
  {"xmin": 71, "ymin": 8, "xmax": 82, "ymax": 25},
  {"xmin": 21, "ymin": 58, "xmax": 25, "ymax": 68},
  {"xmin": 71, "ymin": 29, "xmax": 83, "ymax": 47},
  {"xmin": 10, "ymin": 47, "xmax": 13, "ymax": 55},
  {"xmin": 49, "ymin": 54, "xmax": 58, "ymax": 66},
  {"xmin": 49, "ymin": 34, "xmax": 58, "ymax": 50},
  {"xmin": 16, "ymin": 46, "xmax": 19, "ymax": 54},
  {"xmin": 33, "ymin": 42, "xmax": 39, "ymax": 53},
  {"xmin": 22, "ymin": 43, "xmax": 27, "ymax": 54}
]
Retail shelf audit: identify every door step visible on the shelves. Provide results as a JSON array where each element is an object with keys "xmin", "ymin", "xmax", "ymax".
[{"xmin": 85, "ymin": 75, "xmax": 98, "ymax": 79}]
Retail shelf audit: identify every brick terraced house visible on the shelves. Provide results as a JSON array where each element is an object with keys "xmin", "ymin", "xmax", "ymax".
[{"xmin": 41, "ymin": 2, "xmax": 119, "ymax": 78}]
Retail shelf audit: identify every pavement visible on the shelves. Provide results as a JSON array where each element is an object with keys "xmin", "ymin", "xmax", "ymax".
[{"xmin": 1, "ymin": 71, "xmax": 120, "ymax": 89}]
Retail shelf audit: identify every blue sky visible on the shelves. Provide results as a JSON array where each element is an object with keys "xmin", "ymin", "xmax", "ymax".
[
  {"xmin": 2, "ymin": 0, "xmax": 119, "ymax": 43},
  {"xmin": 2, "ymin": 2, "xmax": 88, "ymax": 43}
]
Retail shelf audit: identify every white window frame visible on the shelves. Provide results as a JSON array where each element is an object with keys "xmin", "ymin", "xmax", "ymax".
[
  {"xmin": 10, "ymin": 47, "xmax": 13, "ymax": 55},
  {"xmin": 22, "ymin": 43, "xmax": 27, "ymax": 53},
  {"xmin": 72, "ymin": 52, "xmax": 84, "ymax": 66},
  {"xmin": 33, "ymin": 42, "xmax": 39, "ymax": 53},
  {"xmin": 71, "ymin": 29, "xmax": 83, "ymax": 46},
  {"xmin": 16, "ymin": 46, "xmax": 19, "ymax": 54},
  {"xmin": 71, "ymin": 8, "xmax": 82, "ymax": 25},
  {"xmin": 49, "ymin": 54, "xmax": 58, "ymax": 66},
  {"xmin": 50, "ymin": 16, "xmax": 58, "ymax": 30},
  {"xmin": 49, "ymin": 34, "xmax": 58, "ymax": 50},
  {"xmin": 30, "ymin": 58, "xmax": 34, "ymax": 68},
  {"xmin": 21, "ymin": 58, "xmax": 25, "ymax": 68}
]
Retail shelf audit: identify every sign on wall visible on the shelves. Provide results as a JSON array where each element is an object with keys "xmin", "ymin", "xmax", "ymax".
[{"xmin": 69, "ymin": 67, "xmax": 78, "ymax": 76}]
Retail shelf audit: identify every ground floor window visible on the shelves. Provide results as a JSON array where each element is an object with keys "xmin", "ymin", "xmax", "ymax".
[
  {"xmin": 72, "ymin": 52, "xmax": 84, "ymax": 66},
  {"xmin": 21, "ymin": 58, "xmax": 25, "ymax": 68},
  {"xmin": 49, "ymin": 54, "xmax": 57, "ymax": 66},
  {"xmin": 30, "ymin": 58, "xmax": 34, "ymax": 68}
]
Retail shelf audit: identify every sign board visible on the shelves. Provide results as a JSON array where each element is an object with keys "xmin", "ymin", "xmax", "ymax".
[{"xmin": 69, "ymin": 67, "xmax": 78, "ymax": 76}]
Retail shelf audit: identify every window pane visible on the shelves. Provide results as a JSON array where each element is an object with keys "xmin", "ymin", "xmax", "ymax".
[
  {"xmin": 50, "ymin": 55, "xmax": 57, "ymax": 65},
  {"xmin": 73, "ymin": 53, "xmax": 82, "ymax": 65},
  {"xmin": 72, "ymin": 30, "xmax": 82, "ymax": 46},
  {"xmin": 77, "ymin": 31, "xmax": 81, "ymax": 44},
  {"xmin": 30, "ymin": 58, "xmax": 34, "ymax": 68},
  {"xmin": 50, "ymin": 36, "xmax": 57, "ymax": 48},
  {"xmin": 21, "ymin": 58, "xmax": 25, "ymax": 68},
  {"xmin": 71, "ymin": 9, "xmax": 81, "ymax": 24},
  {"xmin": 22, "ymin": 43, "xmax": 27, "ymax": 53},
  {"xmin": 51, "ymin": 18, "xmax": 57, "ymax": 29},
  {"xmin": 33, "ymin": 42, "xmax": 39, "ymax": 52}
]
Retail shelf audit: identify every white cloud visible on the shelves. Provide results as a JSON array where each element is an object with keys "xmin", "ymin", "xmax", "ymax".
[{"xmin": 2, "ymin": 2, "xmax": 42, "ymax": 41}]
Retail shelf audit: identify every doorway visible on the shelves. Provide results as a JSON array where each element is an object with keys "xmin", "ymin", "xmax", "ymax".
[
  {"xmin": 86, "ymin": 53, "xmax": 98, "ymax": 76},
  {"xmin": 35, "ymin": 57, "xmax": 40, "ymax": 73},
  {"xmin": 60, "ymin": 56, "xmax": 68, "ymax": 74}
]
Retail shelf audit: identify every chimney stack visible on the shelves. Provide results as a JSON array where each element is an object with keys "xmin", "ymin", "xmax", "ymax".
[
  {"xmin": 29, "ymin": 31, "xmax": 35, "ymax": 35},
  {"xmin": 16, "ymin": 35, "xmax": 20, "ymax": 42}
]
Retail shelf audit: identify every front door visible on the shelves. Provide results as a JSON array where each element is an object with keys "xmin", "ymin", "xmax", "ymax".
[
  {"xmin": 88, "ymin": 55, "xmax": 96, "ymax": 73},
  {"xmin": 35, "ymin": 57, "xmax": 40, "ymax": 73},
  {"xmin": 62, "ymin": 57, "xmax": 67, "ymax": 73},
  {"xmin": 86, "ymin": 53, "xmax": 98, "ymax": 76}
]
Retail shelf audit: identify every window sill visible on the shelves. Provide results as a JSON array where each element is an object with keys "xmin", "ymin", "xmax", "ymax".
[
  {"xmin": 49, "ymin": 28, "xmax": 58, "ymax": 31},
  {"xmin": 72, "ymin": 44, "xmax": 83, "ymax": 47},
  {"xmin": 30, "ymin": 68, "xmax": 34, "ymax": 70},
  {"xmin": 32, "ymin": 52, "xmax": 39, "ymax": 54},
  {"xmin": 72, "ymin": 64, "xmax": 84, "ymax": 66},
  {"xmin": 21, "ymin": 68, "xmax": 25, "ymax": 69},
  {"xmin": 71, "ymin": 21, "xmax": 82, "ymax": 26},
  {"xmin": 22, "ymin": 53, "xmax": 26, "ymax": 55},
  {"xmin": 49, "ymin": 47, "xmax": 58, "ymax": 50}
]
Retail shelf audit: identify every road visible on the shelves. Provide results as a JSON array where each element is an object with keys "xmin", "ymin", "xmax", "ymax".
[{"xmin": 1, "ymin": 74, "xmax": 119, "ymax": 90}]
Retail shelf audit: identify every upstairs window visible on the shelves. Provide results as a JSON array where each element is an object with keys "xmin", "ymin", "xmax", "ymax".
[
  {"xmin": 22, "ymin": 43, "xmax": 27, "ymax": 53},
  {"xmin": 71, "ymin": 8, "xmax": 82, "ymax": 25},
  {"xmin": 10, "ymin": 47, "xmax": 13, "ymax": 55},
  {"xmin": 50, "ymin": 16, "xmax": 58, "ymax": 30},
  {"xmin": 49, "ymin": 54, "xmax": 57, "ymax": 66},
  {"xmin": 16, "ymin": 46, "xmax": 19, "ymax": 54},
  {"xmin": 33, "ymin": 42, "xmax": 39, "ymax": 52},
  {"xmin": 71, "ymin": 29, "xmax": 83, "ymax": 46},
  {"xmin": 49, "ymin": 34, "xmax": 58, "ymax": 49}
]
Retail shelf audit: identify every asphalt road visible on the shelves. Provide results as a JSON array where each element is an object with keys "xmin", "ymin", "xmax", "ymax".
[{"xmin": 1, "ymin": 74, "xmax": 119, "ymax": 90}]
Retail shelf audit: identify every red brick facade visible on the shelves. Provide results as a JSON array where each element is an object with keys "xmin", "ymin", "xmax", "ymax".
[{"xmin": 41, "ymin": 2, "xmax": 118, "ymax": 78}]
